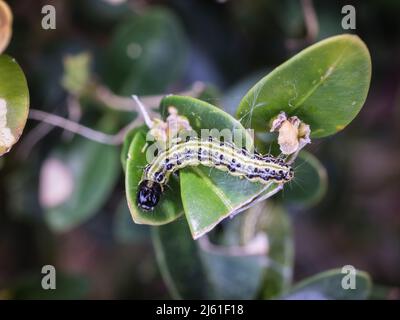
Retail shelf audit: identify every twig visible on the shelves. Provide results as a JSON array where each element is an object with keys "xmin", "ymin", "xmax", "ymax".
[
  {"xmin": 301, "ymin": 0, "xmax": 318, "ymax": 42},
  {"xmin": 94, "ymin": 85, "xmax": 141, "ymax": 111},
  {"xmin": 62, "ymin": 95, "xmax": 82, "ymax": 140},
  {"xmin": 112, "ymin": 118, "xmax": 143, "ymax": 144},
  {"xmin": 28, "ymin": 109, "xmax": 139, "ymax": 145},
  {"xmin": 285, "ymin": 0, "xmax": 319, "ymax": 50},
  {"xmin": 24, "ymin": 82, "xmax": 206, "ymax": 150},
  {"xmin": 29, "ymin": 109, "xmax": 115, "ymax": 144},
  {"xmin": 132, "ymin": 95, "xmax": 154, "ymax": 128},
  {"xmin": 94, "ymin": 81, "xmax": 206, "ymax": 113},
  {"xmin": 17, "ymin": 121, "xmax": 54, "ymax": 159}
]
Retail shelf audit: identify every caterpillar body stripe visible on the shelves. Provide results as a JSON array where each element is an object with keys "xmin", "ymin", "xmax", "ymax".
[{"xmin": 137, "ymin": 138, "xmax": 294, "ymax": 211}]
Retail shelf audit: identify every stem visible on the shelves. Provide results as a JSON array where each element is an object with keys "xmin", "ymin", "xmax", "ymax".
[
  {"xmin": 94, "ymin": 85, "xmax": 140, "ymax": 111},
  {"xmin": 285, "ymin": 0, "xmax": 319, "ymax": 50},
  {"xmin": 301, "ymin": 0, "xmax": 319, "ymax": 42},
  {"xmin": 94, "ymin": 81, "xmax": 205, "ymax": 112},
  {"xmin": 29, "ymin": 109, "xmax": 120, "ymax": 145},
  {"xmin": 26, "ymin": 82, "xmax": 206, "ymax": 148},
  {"xmin": 17, "ymin": 121, "xmax": 54, "ymax": 159},
  {"xmin": 62, "ymin": 95, "xmax": 82, "ymax": 140},
  {"xmin": 132, "ymin": 95, "xmax": 154, "ymax": 128}
]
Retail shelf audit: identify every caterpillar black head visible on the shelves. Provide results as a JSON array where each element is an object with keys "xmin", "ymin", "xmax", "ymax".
[{"xmin": 137, "ymin": 180, "xmax": 162, "ymax": 211}]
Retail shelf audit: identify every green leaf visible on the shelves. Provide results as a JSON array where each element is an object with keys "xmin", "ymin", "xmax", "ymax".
[
  {"xmin": 0, "ymin": 55, "xmax": 29, "ymax": 156},
  {"xmin": 160, "ymin": 95, "xmax": 283, "ymax": 239},
  {"xmin": 237, "ymin": 34, "xmax": 371, "ymax": 138},
  {"xmin": 250, "ymin": 203, "xmax": 294, "ymax": 299},
  {"xmin": 113, "ymin": 198, "xmax": 150, "ymax": 243},
  {"xmin": 44, "ymin": 137, "xmax": 120, "ymax": 232},
  {"xmin": 152, "ymin": 217, "xmax": 273, "ymax": 299},
  {"xmin": 281, "ymin": 150, "xmax": 328, "ymax": 207},
  {"xmin": 282, "ymin": 268, "xmax": 372, "ymax": 300},
  {"xmin": 104, "ymin": 8, "xmax": 187, "ymax": 95},
  {"xmin": 125, "ymin": 129, "xmax": 183, "ymax": 225},
  {"xmin": 160, "ymin": 95, "xmax": 252, "ymax": 142},
  {"xmin": 202, "ymin": 203, "xmax": 294, "ymax": 299},
  {"xmin": 198, "ymin": 237, "xmax": 267, "ymax": 299},
  {"xmin": 209, "ymin": 202, "xmax": 294, "ymax": 299},
  {"xmin": 120, "ymin": 125, "xmax": 146, "ymax": 173},
  {"xmin": 152, "ymin": 218, "xmax": 209, "ymax": 299},
  {"xmin": 180, "ymin": 168, "xmax": 280, "ymax": 240}
]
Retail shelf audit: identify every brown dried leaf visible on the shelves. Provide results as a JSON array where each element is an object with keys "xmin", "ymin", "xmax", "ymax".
[{"xmin": 0, "ymin": 0, "xmax": 12, "ymax": 54}]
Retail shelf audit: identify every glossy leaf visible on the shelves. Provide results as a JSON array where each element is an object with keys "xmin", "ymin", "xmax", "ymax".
[
  {"xmin": 160, "ymin": 95, "xmax": 283, "ymax": 239},
  {"xmin": 120, "ymin": 125, "xmax": 146, "ymax": 173},
  {"xmin": 104, "ymin": 8, "xmax": 187, "ymax": 95},
  {"xmin": 153, "ymin": 202, "xmax": 293, "ymax": 299},
  {"xmin": 152, "ymin": 218, "xmax": 209, "ymax": 299},
  {"xmin": 250, "ymin": 203, "xmax": 294, "ymax": 299},
  {"xmin": 44, "ymin": 136, "xmax": 120, "ymax": 232},
  {"xmin": 280, "ymin": 150, "xmax": 328, "ymax": 207},
  {"xmin": 200, "ymin": 203, "xmax": 294, "ymax": 299},
  {"xmin": 152, "ymin": 216, "xmax": 273, "ymax": 299},
  {"xmin": 207, "ymin": 202, "xmax": 294, "ymax": 298},
  {"xmin": 125, "ymin": 129, "xmax": 183, "ymax": 225},
  {"xmin": 0, "ymin": 55, "xmax": 29, "ymax": 156},
  {"xmin": 282, "ymin": 268, "xmax": 372, "ymax": 300},
  {"xmin": 180, "ymin": 167, "xmax": 280, "ymax": 239},
  {"xmin": 113, "ymin": 198, "xmax": 150, "ymax": 243},
  {"xmin": 237, "ymin": 34, "xmax": 371, "ymax": 138},
  {"xmin": 198, "ymin": 237, "xmax": 267, "ymax": 299}
]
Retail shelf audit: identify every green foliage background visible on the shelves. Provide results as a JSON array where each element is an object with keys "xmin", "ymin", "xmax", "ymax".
[{"xmin": 0, "ymin": 0, "xmax": 399, "ymax": 299}]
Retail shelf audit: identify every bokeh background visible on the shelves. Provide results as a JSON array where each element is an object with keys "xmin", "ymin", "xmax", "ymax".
[{"xmin": 0, "ymin": 0, "xmax": 399, "ymax": 299}]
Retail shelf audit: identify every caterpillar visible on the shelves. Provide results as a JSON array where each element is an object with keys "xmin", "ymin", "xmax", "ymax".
[{"xmin": 137, "ymin": 137, "xmax": 294, "ymax": 211}]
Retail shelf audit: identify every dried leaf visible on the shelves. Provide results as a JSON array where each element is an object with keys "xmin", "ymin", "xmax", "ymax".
[{"xmin": 0, "ymin": 0, "xmax": 12, "ymax": 54}]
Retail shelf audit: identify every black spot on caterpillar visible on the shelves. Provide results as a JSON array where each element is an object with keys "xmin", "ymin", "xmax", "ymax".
[{"xmin": 137, "ymin": 138, "xmax": 294, "ymax": 211}]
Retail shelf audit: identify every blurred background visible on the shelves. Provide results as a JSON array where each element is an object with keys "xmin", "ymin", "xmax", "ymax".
[{"xmin": 0, "ymin": 0, "xmax": 399, "ymax": 299}]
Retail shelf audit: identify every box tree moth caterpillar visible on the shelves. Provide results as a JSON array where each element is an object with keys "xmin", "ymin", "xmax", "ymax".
[{"xmin": 137, "ymin": 137, "xmax": 294, "ymax": 211}]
